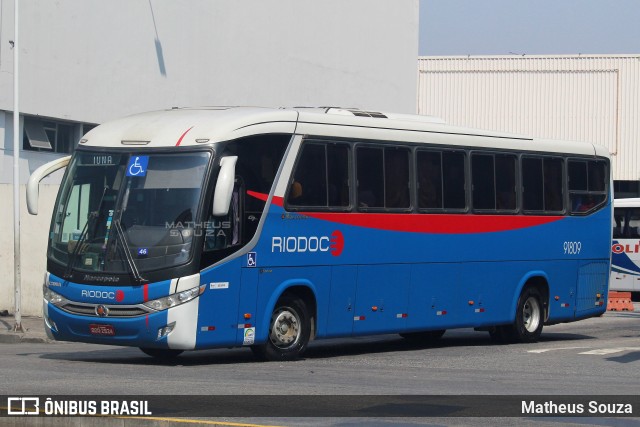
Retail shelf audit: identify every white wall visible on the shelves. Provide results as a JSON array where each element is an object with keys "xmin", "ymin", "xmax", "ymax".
[
  {"xmin": 0, "ymin": 0, "xmax": 419, "ymax": 124},
  {"xmin": 418, "ymin": 55, "xmax": 640, "ymax": 181},
  {"xmin": 0, "ymin": 1, "xmax": 419, "ymax": 316},
  {"xmin": 0, "ymin": 185, "xmax": 59, "ymax": 317}
]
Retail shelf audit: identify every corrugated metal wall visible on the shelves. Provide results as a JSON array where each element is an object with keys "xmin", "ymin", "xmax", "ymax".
[{"xmin": 417, "ymin": 55, "xmax": 640, "ymax": 181}]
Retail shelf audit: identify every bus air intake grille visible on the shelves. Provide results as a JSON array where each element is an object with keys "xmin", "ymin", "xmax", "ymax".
[{"xmin": 59, "ymin": 303, "xmax": 150, "ymax": 318}]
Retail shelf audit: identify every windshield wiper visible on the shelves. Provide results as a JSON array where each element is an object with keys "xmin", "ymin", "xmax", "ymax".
[
  {"xmin": 64, "ymin": 185, "xmax": 109, "ymax": 279},
  {"xmin": 112, "ymin": 218, "xmax": 147, "ymax": 285},
  {"xmin": 63, "ymin": 213, "xmax": 92, "ymax": 279}
]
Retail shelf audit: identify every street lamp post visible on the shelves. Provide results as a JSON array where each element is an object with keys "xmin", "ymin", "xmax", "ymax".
[{"xmin": 12, "ymin": 0, "xmax": 24, "ymax": 333}]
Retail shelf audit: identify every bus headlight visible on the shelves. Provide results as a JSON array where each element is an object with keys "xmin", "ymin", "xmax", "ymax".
[
  {"xmin": 43, "ymin": 285, "xmax": 68, "ymax": 306},
  {"xmin": 143, "ymin": 285, "xmax": 205, "ymax": 311}
]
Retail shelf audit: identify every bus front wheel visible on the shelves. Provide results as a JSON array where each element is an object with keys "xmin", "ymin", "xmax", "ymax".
[{"xmin": 252, "ymin": 295, "xmax": 311, "ymax": 361}]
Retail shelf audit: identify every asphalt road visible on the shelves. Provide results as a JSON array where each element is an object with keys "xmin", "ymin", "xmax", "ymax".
[{"xmin": 1, "ymin": 310, "xmax": 639, "ymax": 426}]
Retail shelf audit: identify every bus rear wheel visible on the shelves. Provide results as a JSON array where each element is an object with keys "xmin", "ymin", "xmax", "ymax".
[
  {"xmin": 252, "ymin": 295, "xmax": 310, "ymax": 361},
  {"xmin": 139, "ymin": 347, "xmax": 184, "ymax": 360},
  {"xmin": 493, "ymin": 287, "xmax": 544, "ymax": 343}
]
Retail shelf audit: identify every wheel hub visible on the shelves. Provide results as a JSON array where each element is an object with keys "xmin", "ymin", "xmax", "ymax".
[
  {"xmin": 522, "ymin": 296, "xmax": 541, "ymax": 332},
  {"xmin": 270, "ymin": 309, "xmax": 300, "ymax": 348}
]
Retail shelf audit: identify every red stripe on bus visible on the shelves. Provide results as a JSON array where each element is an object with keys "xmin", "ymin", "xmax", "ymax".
[
  {"xmin": 247, "ymin": 190, "xmax": 271, "ymax": 202},
  {"xmin": 246, "ymin": 191, "xmax": 564, "ymax": 234},
  {"xmin": 143, "ymin": 284, "xmax": 149, "ymax": 302},
  {"xmin": 175, "ymin": 126, "xmax": 194, "ymax": 146},
  {"xmin": 305, "ymin": 212, "xmax": 563, "ymax": 234}
]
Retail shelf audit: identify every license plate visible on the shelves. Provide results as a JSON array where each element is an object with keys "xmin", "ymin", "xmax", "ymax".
[{"xmin": 89, "ymin": 324, "xmax": 115, "ymax": 336}]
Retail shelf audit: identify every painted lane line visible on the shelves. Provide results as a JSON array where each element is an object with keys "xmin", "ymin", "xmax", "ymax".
[
  {"xmin": 579, "ymin": 347, "xmax": 640, "ymax": 355},
  {"xmin": 118, "ymin": 416, "xmax": 286, "ymax": 427},
  {"xmin": 527, "ymin": 346, "xmax": 591, "ymax": 354}
]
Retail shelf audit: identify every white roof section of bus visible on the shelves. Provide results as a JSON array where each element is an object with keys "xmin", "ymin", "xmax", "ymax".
[
  {"xmin": 80, "ymin": 106, "xmax": 606, "ymax": 157},
  {"xmin": 296, "ymin": 109, "xmax": 600, "ymax": 156},
  {"xmin": 80, "ymin": 107, "xmax": 298, "ymax": 148}
]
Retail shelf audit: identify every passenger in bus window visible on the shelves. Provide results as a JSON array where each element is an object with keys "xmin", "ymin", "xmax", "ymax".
[
  {"xmin": 289, "ymin": 180, "xmax": 303, "ymax": 201},
  {"xmin": 573, "ymin": 195, "xmax": 596, "ymax": 212},
  {"xmin": 358, "ymin": 189, "xmax": 376, "ymax": 208}
]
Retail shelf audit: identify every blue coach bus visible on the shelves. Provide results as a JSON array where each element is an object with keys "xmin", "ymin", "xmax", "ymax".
[{"xmin": 27, "ymin": 107, "xmax": 612, "ymax": 360}]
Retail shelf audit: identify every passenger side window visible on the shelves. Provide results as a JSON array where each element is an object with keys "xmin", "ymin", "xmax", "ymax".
[
  {"xmin": 287, "ymin": 141, "xmax": 350, "ymax": 209},
  {"xmin": 568, "ymin": 159, "xmax": 607, "ymax": 214},
  {"xmin": 472, "ymin": 153, "xmax": 517, "ymax": 212},
  {"xmin": 384, "ymin": 147, "xmax": 410, "ymax": 209},
  {"xmin": 202, "ymin": 134, "xmax": 289, "ymax": 260},
  {"xmin": 357, "ymin": 147, "xmax": 384, "ymax": 209},
  {"xmin": 495, "ymin": 154, "xmax": 517, "ymax": 211},
  {"xmin": 522, "ymin": 157, "xmax": 564, "ymax": 213},
  {"xmin": 356, "ymin": 145, "xmax": 410, "ymax": 210},
  {"xmin": 417, "ymin": 150, "xmax": 466, "ymax": 211}
]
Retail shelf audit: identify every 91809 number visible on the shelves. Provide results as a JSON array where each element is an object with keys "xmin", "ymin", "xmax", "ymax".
[{"xmin": 564, "ymin": 241, "xmax": 582, "ymax": 255}]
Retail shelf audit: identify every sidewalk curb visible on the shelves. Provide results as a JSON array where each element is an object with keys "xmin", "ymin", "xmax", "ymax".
[
  {"xmin": 0, "ymin": 316, "xmax": 51, "ymax": 344},
  {"xmin": 0, "ymin": 333, "xmax": 51, "ymax": 344}
]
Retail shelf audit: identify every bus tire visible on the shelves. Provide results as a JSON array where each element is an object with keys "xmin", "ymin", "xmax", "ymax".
[
  {"xmin": 400, "ymin": 330, "xmax": 446, "ymax": 341},
  {"xmin": 252, "ymin": 295, "xmax": 310, "ymax": 361},
  {"xmin": 139, "ymin": 347, "xmax": 184, "ymax": 359},
  {"xmin": 505, "ymin": 287, "xmax": 544, "ymax": 343}
]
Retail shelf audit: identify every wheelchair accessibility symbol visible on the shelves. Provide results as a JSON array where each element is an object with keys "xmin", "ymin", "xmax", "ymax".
[
  {"xmin": 126, "ymin": 155, "xmax": 149, "ymax": 177},
  {"xmin": 247, "ymin": 252, "xmax": 257, "ymax": 268}
]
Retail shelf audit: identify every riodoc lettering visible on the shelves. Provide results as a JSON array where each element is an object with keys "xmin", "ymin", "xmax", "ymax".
[
  {"xmin": 271, "ymin": 230, "xmax": 344, "ymax": 256},
  {"xmin": 82, "ymin": 290, "xmax": 115, "ymax": 300},
  {"xmin": 272, "ymin": 236, "xmax": 330, "ymax": 253}
]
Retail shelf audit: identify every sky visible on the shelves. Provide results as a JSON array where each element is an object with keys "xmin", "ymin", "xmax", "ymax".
[{"xmin": 419, "ymin": 0, "xmax": 640, "ymax": 56}]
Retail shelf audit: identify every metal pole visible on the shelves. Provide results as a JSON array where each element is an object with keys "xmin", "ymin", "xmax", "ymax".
[{"xmin": 13, "ymin": 0, "xmax": 23, "ymax": 333}]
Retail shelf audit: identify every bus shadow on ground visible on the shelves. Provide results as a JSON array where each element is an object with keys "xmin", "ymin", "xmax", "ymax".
[
  {"xmin": 39, "ymin": 346, "xmax": 258, "ymax": 366},
  {"xmin": 38, "ymin": 329, "xmax": 597, "ymax": 366},
  {"xmin": 302, "ymin": 330, "xmax": 597, "ymax": 359},
  {"xmin": 536, "ymin": 332, "xmax": 598, "ymax": 343},
  {"xmin": 606, "ymin": 351, "xmax": 640, "ymax": 364}
]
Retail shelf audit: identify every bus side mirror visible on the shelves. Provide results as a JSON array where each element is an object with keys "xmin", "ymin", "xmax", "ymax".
[
  {"xmin": 212, "ymin": 156, "xmax": 238, "ymax": 216},
  {"xmin": 26, "ymin": 155, "xmax": 72, "ymax": 215}
]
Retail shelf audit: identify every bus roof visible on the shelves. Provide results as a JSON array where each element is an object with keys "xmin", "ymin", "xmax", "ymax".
[{"xmin": 80, "ymin": 106, "xmax": 607, "ymax": 158}]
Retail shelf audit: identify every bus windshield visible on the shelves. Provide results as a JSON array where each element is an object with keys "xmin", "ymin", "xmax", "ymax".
[{"xmin": 49, "ymin": 151, "xmax": 211, "ymax": 277}]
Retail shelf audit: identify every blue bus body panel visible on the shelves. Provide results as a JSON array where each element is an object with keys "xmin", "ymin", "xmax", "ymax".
[
  {"xmin": 45, "ymin": 273, "xmax": 171, "ymax": 348},
  {"xmin": 47, "ymin": 304, "xmax": 168, "ymax": 346},
  {"xmin": 242, "ymin": 199, "xmax": 610, "ymax": 333},
  {"xmin": 196, "ymin": 259, "xmax": 243, "ymax": 347},
  {"xmin": 324, "ymin": 266, "xmax": 357, "ymax": 337},
  {"xmin": 47, "ymin": 196, "xmax": 611, "ymax": 350}
]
